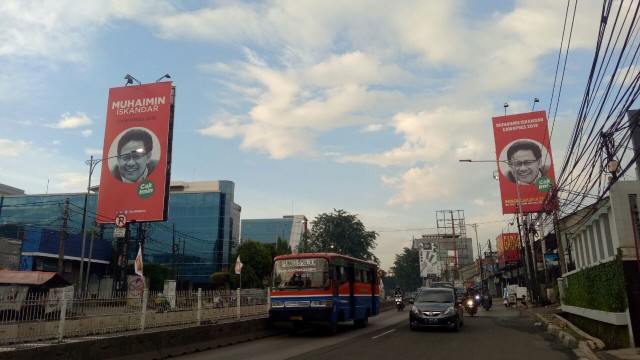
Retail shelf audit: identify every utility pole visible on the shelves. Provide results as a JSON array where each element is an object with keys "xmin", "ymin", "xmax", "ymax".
[
  {"xmin": 450, "ymin": 212, "xmax": 459, "ymax": 281},
  {"xmin": 523, "ymin": 214, "xmax": 539, "ymax": 303},
  {"xmin": 172, "ymin": 223, "xmax": 177, "ymax": 279},
  {"xmin": 57, "ymin": 198, "xmax": 69, "ymax": 275},
  {"xmin": 550, "ymin": 186, "xmax": 567, "ymax": 274},
  {"xmin": 84, "ymin": 221, "xmax": 96, "ymax": 293},
  {"xmin": 487, "ymin": 239, "xmax": 494, "ymax": 278},
  {"xmin": 114, "ymin": 223, "xmax": 130, "ymax": 293},
  {"xmin": 470, "ymin": 223, "xmax": 484, "ymax": 285},
  {"xmin": 180, "ymin": 238, "xmax": 186, "ymax": 287},
  {"xmin": 515, "ymin": 213, "xmax": 532, "ymax": 292},
  {"xmin": 138, "ymin": 222, "xmax": 146, "ymax": 271}
]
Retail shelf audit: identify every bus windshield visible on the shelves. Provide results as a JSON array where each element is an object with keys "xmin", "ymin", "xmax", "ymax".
[{"xmin": 272, "ymin": 257, "xmax": 330, "ymax": 290}]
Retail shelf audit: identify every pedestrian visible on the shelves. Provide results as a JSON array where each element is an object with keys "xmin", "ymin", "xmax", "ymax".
[
  {"xmin": 520, "ymin": 294, "xmax": 527, "ymax": 308},
  {"xmin": 502, "ymin": 287, "xmax": 510, "ymax": 308}
]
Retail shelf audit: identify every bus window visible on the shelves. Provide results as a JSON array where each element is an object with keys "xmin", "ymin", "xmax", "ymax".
[
  {"xmin": 338, "ymin": 266, "xmax": 348, "ymax": 284},
  {"xmin": 272, "ymin": 257, "xmax": 330, "ymax": 290},
  {"xmin": 354, "ymin": 269, "xmax": 362, "ymax": 283}
]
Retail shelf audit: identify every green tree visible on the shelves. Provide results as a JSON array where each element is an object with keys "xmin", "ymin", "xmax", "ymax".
[
  {"xmin": 297, "ymin": 229, "xmax": 311, "ymax": 253},
  {"xmin": 308, "ymin": 209, "xmax": 379, "ymax": 262},
  {"xmin": 126, "ymin": 263, "xmax": 173, "ymax": 291},
  {"xmin": 210, "ymin": 271, "xmax": 230, "ymax": 289},
  {"xmin": 393, "ymin": 247, "xmax": 421, "ymax": 292},
  {"xmin": 229, "ymin": 240, "xmax": 273, "ymax": 288},
  {"xmin": 274, "ymin": 236, "xmax": 292, "ymax": 256}
]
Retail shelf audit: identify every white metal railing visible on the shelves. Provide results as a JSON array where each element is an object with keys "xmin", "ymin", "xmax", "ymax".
[{"xmin": 0, "ymin": 288, "xmax": 269, "ymax": 348}]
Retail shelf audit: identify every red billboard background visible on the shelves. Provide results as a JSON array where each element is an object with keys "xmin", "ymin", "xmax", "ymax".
[
  {"xmin": 96, "ymin": 82, "xmax": 173, "ymax": 224},
  {"xmin": 492, "ymin": 110, "xmax": 556, "ymax": 214},
  {"xmin": 496, "ymin": 233, "xmax": 521, "ymax": 268}
]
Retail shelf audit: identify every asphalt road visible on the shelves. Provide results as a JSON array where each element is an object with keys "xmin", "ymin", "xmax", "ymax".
[{"xmin": 177, "ymin": 303, "xmax": 577, "ymax": 360}]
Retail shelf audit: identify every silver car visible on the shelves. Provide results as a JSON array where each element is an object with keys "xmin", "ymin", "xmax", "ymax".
[{"xmin": 409, "ymin": 288, "xmax": 464, "ymax": 332}]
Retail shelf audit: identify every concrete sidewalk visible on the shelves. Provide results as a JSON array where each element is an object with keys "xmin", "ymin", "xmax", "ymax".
[{"xmin": 521, "ymin": 303, "xmax": 640, "ymax": 360}]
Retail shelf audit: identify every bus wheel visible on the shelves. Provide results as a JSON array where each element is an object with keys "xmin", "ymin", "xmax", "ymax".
[
  {"xmin": 326, "ymin": 322, "xmax": 338, "ymax": 335},
  {"xmin": 288, "ymin": 322, "xmax": 302, "ymax": 336},
  {"xmin": 354, "ymin": 313, "xmax": 369, "ymax": 328}
]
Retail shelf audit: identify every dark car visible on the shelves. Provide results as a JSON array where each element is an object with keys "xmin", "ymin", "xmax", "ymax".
[
  {"xmin": 429, "ymin": 281, "xmax": 453, "ymax": 289},
  {"xmin": 409, "ymin": 288, "xmax": 464, "ymax": 332}
]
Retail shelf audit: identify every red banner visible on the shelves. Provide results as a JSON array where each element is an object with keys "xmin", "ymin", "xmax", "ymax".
[
  {"xmin": 492, "ymin": 110, "xmax": 556, "ymax": 214},
  {"xmin": 96, "ymin": 82, "xmax": 173, "ymax": 224},
  {"xmin": 496, "ymin": 233, "xmax": 521, "ymax": 267}
]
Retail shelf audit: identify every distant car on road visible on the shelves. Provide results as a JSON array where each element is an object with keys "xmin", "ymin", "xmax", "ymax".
[
  {"xmin": 409, "ymin": 288, "xmax": 464, "ymax": 332},
  {"xmin": 429, "ymin": 281, "xmax": 453, "ymax": 289}
]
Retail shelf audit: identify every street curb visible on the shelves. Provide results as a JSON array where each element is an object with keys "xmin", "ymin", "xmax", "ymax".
[
  {"xmin": 534, "ymin": 312, "xmax": 601, "ymax": 360},
  {"xmin": 551, "ymin": 314, "xmax": 606, "ymax": 350}
]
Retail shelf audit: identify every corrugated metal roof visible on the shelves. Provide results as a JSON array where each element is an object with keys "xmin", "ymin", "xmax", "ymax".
[{"xmin": 0, "ymin": 270, "xmax": 70, "ymax": 286}]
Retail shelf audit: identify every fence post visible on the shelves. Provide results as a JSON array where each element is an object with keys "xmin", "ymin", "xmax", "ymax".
[
  {"xmin": 58, "ymin": 289, "xmax": 69, "ymax": 342},
  {"xmin": 140, "ymin": 289, "xmax": 148, "ymax": 332},
  {"xmin": 236, "ymin": 288, "xmax": 241, "ymax": 320},
  {"xmin": 197, "ymin": 288, "xmax": 202, "ymax": 326}
]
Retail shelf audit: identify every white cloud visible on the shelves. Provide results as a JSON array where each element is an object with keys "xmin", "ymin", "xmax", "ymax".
[
  {"xmin": 0, "ymin": 0, "xmax": 114, "ymax": 62},
  {"xmin": 0, "ymin": 139, "xmax": 32, "ymax": 156},
  {"xmin": 0, "ymin": 0, "xmax": 605, "ymax": 212},
  {"xmin": 84, "ymin": 148, "xmax": 103, "ymax": 156},
  {"xmin": 191, "ymin": 0, "xmax": 601, "ymax": 172},
  {"xmin": 140, "ymin": 1, "xmax": 602, "ymax": 209},
  {"xmin": 199, "ymin": 51, "xmax": 406, "ymax": 158},
  {"xmin": 55, "ymin": 172, "xmax": 86, "ymax": 192},
  {"xmin": 303, "ymin": 52, "xmax": 408, "ymax": 87},
  {"xmin": 613, "ymin": 65, "xmax": 640, "ymax": 86},
  {"xmin": 338, "ymin": 107, "xmax": 491, "ymax": 167},
  {"xmin": 382, "ymin": 166, "xmax": 454, "ymax": 207},
  {"xmin": 362, "ymin": 124, "xmax": 384, "ymax": 132},
  {"xmin": 49, "ymin": 112, "xmax": 92, "ymax": 129}
]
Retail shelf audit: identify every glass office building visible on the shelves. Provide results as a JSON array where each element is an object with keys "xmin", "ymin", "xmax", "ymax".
[
  {"xmin": 240, "ymin": 215, "xmax": 307, "ymax": 253},
  {"xmin": 0, "ymin": 181, "xmax": 240, "ymax": 290}
]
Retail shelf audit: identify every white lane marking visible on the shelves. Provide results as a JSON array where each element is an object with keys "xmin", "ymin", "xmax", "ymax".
[{"xmin": 371, "ymin": 329, "xmax": 396, "ymax": 339}]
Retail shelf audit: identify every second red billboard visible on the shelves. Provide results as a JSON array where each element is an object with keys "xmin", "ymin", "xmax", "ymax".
[
  {"xmin": 496, "ymin": 233, "xmax": 521, "ymax": 268},
  {"xmin": 492, "ymin": 110, "xmax": 556, "ymax": 214},
  {"xmin": 96, "ymin": 82, "xmax": 174, "ymax": 224}
]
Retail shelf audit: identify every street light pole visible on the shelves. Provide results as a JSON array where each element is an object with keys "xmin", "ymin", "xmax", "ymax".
[
  {"xmin": 459, "ymin": 159, "xmax": 536, "ymax": 300},
  {"xmin": 78, "ymin": 155, "xmax": 100, "ymax": 294},
  {"xmin": 470, "ymin": 223, "xmax": 484, "ymax": 285},
  {"xmin": 79, "ymin": 149, "xmax": 144, "ymax": 293}
]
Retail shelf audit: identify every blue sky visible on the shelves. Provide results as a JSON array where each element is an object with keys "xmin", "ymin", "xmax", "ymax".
[{"xmin": 0, "ymin": 1, "xmax": 604, "ymax": 271}]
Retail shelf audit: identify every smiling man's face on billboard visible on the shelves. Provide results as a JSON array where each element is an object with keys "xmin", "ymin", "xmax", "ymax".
[
  {"xmin": 509, "ymin": 149, "xmax": 541, "ymax": 185},
  {"xmin": 117, "ymin": 140, "xmax": 151, "ymax": 182}
]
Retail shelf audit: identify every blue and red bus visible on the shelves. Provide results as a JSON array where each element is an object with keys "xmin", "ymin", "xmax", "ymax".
[{"xmin": 269, "ymin": 252, "xmax": 380, "ymax": 334}]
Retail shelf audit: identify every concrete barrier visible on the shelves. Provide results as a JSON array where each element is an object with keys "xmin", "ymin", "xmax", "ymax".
[
  {"xmin": 2, "ymin": 318, "xmax": 280, "ymax": 360},
  {"xmin": 3, "ymin": 301, "xmax": 396, "ymax": 360}
]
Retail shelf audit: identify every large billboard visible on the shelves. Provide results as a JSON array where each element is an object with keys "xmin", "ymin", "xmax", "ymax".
[
  {"xmin": 492, "ymin": 110, "xmax": 556, "ymax": 214},
  {"xmin": 419, "ymin": 242, "xmax": 441, "ymax": 277},
  {"xmin": 96, "ymin": 82, "xmax": 174, "ymax": 224},
  {"xmin": 496, "ymin": 233, "xmax": 521, "ymax": 268}
]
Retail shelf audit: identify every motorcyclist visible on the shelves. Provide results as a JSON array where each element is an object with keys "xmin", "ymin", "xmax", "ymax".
[
  {"xmin": 480, "ymin": 286, "xmax": 492, "ymax": 309},
  {"xmin": 481, "ymin": 287, "xmax": 491, "ymax": 300},
  {"xmin": 394, "ymin": 286, "xmax": 403, "ymax": 298},
  {"xmin": 464, "ymin": 287, "xmax": 475, "ymax": 300},
  {"xmin": 394, "ymin": 286, "xmax": 404, "ymax": 310}
]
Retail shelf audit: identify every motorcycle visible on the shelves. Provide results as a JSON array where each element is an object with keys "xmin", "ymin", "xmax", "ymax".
[
  {"xmin": 395, "ymin": 296, "xmax": 405, "ymax": 311},
  {"xmin": 155, "ymin": 293, "xmax": 171, "ymax": 313},
  {"xmin": 464, "ymin": 295, "xmax": 478, "ymax": 316},
  {"xmin": 481, "ymin": 293, "xmax": 492, "ymax": 311}
]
